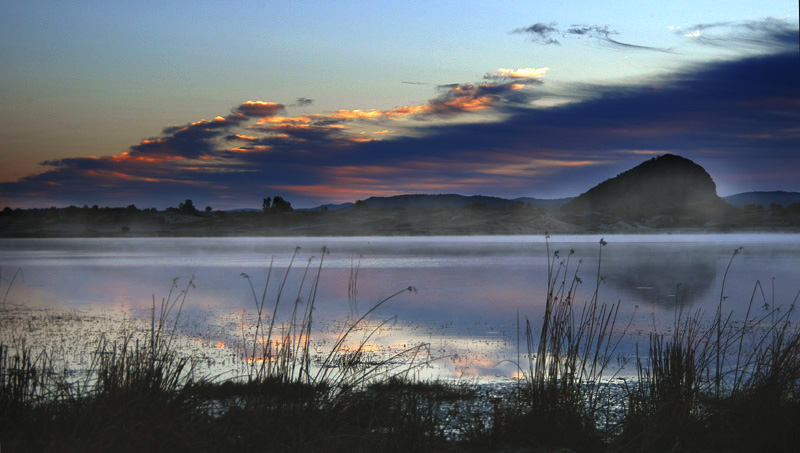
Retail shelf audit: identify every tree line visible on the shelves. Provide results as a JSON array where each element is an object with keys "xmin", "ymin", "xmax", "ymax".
[{"xmin": 1, "ymin": 196, "xmax": 294, "ymax": 217}]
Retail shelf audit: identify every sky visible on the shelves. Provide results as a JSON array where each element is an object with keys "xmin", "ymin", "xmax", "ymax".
[{"xmin": 1, "ymin": 1, "xmax": 798, "ymax": 210}]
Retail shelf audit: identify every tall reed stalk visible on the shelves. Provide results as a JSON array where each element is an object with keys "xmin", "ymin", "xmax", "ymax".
[
  {"xmin": 621, "ymin": 246, "xmax": 800, "ymax": 452},
  {"xmin": 490, "ymin": 236, "xmax": 627, "ymax": 450},
  {"xmin": 239, "ymin": 246, "xmax": 426, "ymax": 391}
]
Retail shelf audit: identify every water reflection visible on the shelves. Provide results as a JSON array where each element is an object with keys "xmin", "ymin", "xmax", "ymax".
[
  {"xmin": 603, "ymin": 246, "xmax": 717, "ymax": 308},
  {"xmin": 2, "ymin": 235, "xmax": 800, "ymax": 383}
]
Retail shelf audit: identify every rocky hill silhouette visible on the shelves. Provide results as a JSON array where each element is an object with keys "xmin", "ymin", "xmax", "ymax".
[{"xmin": 560, "ymin": 154, "xmax": 729, "ymax": 225}]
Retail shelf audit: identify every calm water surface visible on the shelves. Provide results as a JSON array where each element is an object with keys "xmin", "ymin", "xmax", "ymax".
[{"xmin": 2, "ymin": 234, "xmax": 799, "ymax": 382}]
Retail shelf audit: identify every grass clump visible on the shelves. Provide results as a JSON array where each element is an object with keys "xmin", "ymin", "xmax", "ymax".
[
  {"xmin": 0, "ymin": 247, "xmax": 459, "ymax": 452},
  {"xmin": 475, "ymin": 237, "xmax": 625, "ymax": 452},
  {"xmin": 619, "ymin": 248, "xmax": 800, "ymax": 452}
]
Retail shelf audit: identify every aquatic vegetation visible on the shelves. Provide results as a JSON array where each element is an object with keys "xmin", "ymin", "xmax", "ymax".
[
  {"xmin": 619, "ymin": 249, "xmax": 800, "ymax": 452},
  {"xmin": 1, "ymin": 240, "xmax": 800, "ymax": 451},
  {"xmin": 478, "ymin": 237, "xmax": 627, "ymax": 451}
]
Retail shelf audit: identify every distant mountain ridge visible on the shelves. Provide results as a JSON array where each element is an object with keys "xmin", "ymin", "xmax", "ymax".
[
  {"xmin": 302, "ymin": 194, "xmax": 573, "ymax": 211},
  {"xmin": 234, "ymin": 157, "xmax": 796, "ymax": 215},
  {"xmin": 723, "ymin": 191, "xmax": 800, "ymax": 208},
  {"xmin": 561, "ymin": 154, "xmax": 727, "ymax": 223}
]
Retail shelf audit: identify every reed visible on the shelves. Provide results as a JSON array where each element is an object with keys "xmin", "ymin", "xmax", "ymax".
[
  {"xmin": 619, "ymin": 248, "xmax": 800, "ymax": 452},
  {"xmin": 3, "ymin": 241, "xmax": 800, "ymax": 452},
  {"xmin": 482, "ymin": 237, "xmax": 627, "ymax": 451}
]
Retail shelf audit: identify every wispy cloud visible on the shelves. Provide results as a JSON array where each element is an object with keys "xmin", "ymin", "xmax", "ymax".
[
  {"xmin": 676, "ymin": 17, "xmax": 798, "ymax": 51},
  {"xmin": 293, "ymin": 97, "xmax": 313, "ymax": 106},
  {"xmin": 565, "ymin": 24, "xmax": 672, "ymax": 52},
  {"xmin": 484, "ymin": 67, "xmax": 549, "ymax": 81},
  {"xmin": 513, "ymin": 22, "xmax": 670, "ymax": 52},
  {"xmin": 511, "ymin": 22, "xmax": 560, "ymax": 45}
]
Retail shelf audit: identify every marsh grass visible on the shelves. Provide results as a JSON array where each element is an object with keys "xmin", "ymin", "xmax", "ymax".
[
  {"xmin": 0, "ymin": 247, "xmax": 459, "ymax": 451},
  {"xmin": 477, "ymin": 237, "xmax": 627, "ymax": 451},
  {"xmin": 619, "ymin": 248, "xmax": 800, "ymax": 452},
  {"xmin": 3, "ymin": 242, "xmax": 800, "ymax": 452}
]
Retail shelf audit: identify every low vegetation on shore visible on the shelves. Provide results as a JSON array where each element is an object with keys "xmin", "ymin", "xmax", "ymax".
[
  {"xmin": 3, "ymin": 196, "xmax": 800, "ymax": 238},
  {"xmin": 2, "ymin": 243, "xmax": 800, "ymax": 452}
]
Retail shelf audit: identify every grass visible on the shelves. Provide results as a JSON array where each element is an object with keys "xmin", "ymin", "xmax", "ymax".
[
  {"xmin": 618, "ymin": 248, "xmax": 800, "ymax": 452},
  {"xmin": 2, "ymin": 241, "xmax": 800, "ymax": 451},
  {"xmin": 473, "ymin": 237, "xmax": 627, "ymax": 451}
]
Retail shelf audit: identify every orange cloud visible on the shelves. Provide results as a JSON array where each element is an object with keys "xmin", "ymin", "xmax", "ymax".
[
  {"xmin": 256, "ymin": 115, "xmax": 313, "ymax": 125},
  {"xmin": 111, "ymin": 151, "xmax": 187, "ymax": 163},
  {"xmin": 440, "ymin": 95, "xmax": 495, "ymax": 112},
  {"xmin": 139, "ymin": 138, "xmax": 166, "ymax": 145},
  {"xmin": 384, "ymin": 105, "xmax": 428, "ymax": 117},
  {"xmin": 237, "ymin": 100, "xmax": 284, "ymax": 117},
  {"xmin": 271, "ymin": 184, "xmax": 403, "ymax": 201},
  {"xmin": 228, "ymin": 134, "xmax": 259, "ymax": 141},
  {"xmin": 229, "ymin": 145, "xmax": 272, "ymax": 153},
  {"xmin": 266, "ymin": 123, "xmax": 312, "ymax": 130},
  {"xmin": 478, "ymin": 159, "xmax": 598, "ymax": 176},
  {"xmin": 328, "ymin": 109, "xmax": 384, "ymax": 120},
  {"xmin": 84, "ymin": 169, "xmax": 134, "ymax": 181}
]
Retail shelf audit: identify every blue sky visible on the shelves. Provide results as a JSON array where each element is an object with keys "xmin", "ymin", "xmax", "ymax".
[{"xmin": 1, "ymin": 1, "xmax": 798, "ymax": 209}]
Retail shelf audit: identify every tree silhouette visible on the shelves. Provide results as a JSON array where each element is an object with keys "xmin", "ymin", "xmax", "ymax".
[
  {"xmin": 270, "ymin": 196, "xmax": 293, "ymax": 213},
  {"xmin": 178, "ymin": 199, "xmax": 198, "ymax": 215}
]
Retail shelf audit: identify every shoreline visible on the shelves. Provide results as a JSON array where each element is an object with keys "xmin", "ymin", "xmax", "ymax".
[
  {"xmin": 3, "ymin": 225, "xmax": 799, "ymax": 239},
  {"xmin": 3, "ymin": 206, "xmax": 799, "ymax": 238}
]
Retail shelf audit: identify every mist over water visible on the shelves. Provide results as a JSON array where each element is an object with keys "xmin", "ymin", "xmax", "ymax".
[{"xmin": 2, "ymin": 234, "xmax": 799, "ymax": 381}]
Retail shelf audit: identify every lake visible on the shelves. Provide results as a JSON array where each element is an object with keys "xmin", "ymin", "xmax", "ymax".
[{"xmin": 2, "ymin": 234, "xmax": 799, "ymax": 383}]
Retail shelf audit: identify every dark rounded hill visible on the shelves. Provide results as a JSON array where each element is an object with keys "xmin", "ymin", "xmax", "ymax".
[{"xmin": 561, "ymin": 154, "xmax": 727, "ymax": 223}]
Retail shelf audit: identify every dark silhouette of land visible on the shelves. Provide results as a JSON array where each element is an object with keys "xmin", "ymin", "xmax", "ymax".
[
  {"xmin": 3, "ymin": 154, "xmax": 800, "ymax": 237},
  {"xmin": 723, "ymin": 190, "xmax": 800, "ymax": 208}
]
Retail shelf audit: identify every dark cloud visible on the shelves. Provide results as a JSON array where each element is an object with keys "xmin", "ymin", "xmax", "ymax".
[
  {"xmin": 564, "ymin": 25, "xmax": 608, "ymax": 36},
  {"xmin": 512, "ymin": 22, "xmax": 561, "ymax": 45},
  {"xmin": 128, "ymin": 116, "xmax": 244, "ymax": 160},
  {"xmin": 514, "ymin": 22, "xmax": 670, "ymax": 52},
  {"xmin": 565, "ymin": 24, "xmax": 671, "ymax": 52},
  {"xmin": 436, "ymin": 83, "xmax": 461, "ymax": 90},
  {"xmin": 2, "ymin": 22, "xmax": 798, "ymax": 208},
  {"xmin": 293, "ymin": 97, "xmax": 313, "ymax": 106},
  {"xmin": 236, "ymin": 101, "xmax": 285, "ymax": 117}
]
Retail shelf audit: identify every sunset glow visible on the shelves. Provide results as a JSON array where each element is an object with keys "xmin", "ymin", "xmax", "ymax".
[{"xmin": 0, "ymin": 3, "xmax": 797, "ymax": 209}]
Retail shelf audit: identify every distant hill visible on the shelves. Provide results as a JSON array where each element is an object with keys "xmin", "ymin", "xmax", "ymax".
[
  {"xmin": 723, "ymin": 191, "xmax": 800, "ymax": 208},
  {"xmin": 560, "ymin": 154, "xmax": 728, "ymax": 223},
  {"xmin": 304, "ymin": 194, "xmax": 572, "ymax": 211},
  {"xmin": 513, "ymin": 197, "xmax": 574, "ymax": 210},
  {"xmin": 302, "ymin": 202, "xmax": 354, "ymax": 212}
]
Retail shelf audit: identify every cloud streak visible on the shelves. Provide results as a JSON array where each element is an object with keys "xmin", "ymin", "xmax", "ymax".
[
  {"xmin": 565, "ymin": 24, "xmax": 672, "ymax": 52},
  {"xmin": 514, "ymin": 21, "xmax": 671, "ymax": 52},
  {"xmin": 676, "ymin": 17, "xmax": 798, "ymax": 50}
]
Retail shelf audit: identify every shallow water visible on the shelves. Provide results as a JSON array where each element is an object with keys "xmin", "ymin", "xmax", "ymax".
[{"xmin": 2, "ymin": 234, "xmax": 799, "ymax": 382}]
